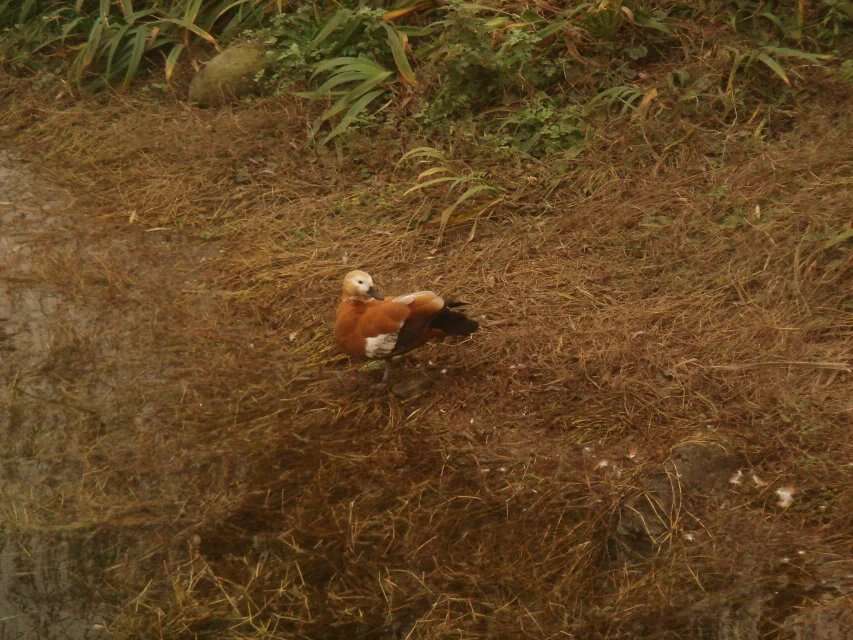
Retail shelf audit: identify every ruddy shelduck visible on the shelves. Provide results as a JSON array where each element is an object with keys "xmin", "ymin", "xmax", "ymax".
[{"xmin": 334, "ymin": 270, "xmax": 478, "ymax": 381}]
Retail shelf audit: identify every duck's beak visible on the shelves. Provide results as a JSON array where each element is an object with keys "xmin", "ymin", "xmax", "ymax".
[{"xmin": 367, "ymin": 286, "xmax": 383, "ymax": 300}]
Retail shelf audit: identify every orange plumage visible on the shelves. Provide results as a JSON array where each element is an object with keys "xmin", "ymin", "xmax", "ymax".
[{"xmin": 334, "ymin": 270, "xmax": 478, "ymax": 373}]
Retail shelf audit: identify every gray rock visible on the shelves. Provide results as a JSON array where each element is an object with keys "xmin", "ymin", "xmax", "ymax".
[{"xmin": 188, "ymin": 42, "xmax": 267, "ymax": 107}]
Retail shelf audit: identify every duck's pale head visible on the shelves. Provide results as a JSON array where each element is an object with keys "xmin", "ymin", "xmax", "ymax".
[{"xmin": 341, "ymin": 270, "xmax": 383, "ymax": 300}]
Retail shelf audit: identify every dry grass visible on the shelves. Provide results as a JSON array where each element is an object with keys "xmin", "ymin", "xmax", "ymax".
[{"xmin": 0, "ymin": 69, "xmax": 851, "ymax": 639}]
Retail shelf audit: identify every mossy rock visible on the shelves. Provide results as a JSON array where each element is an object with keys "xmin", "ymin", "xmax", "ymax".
[{"xmin": 188, "ymin": 43, "xmax": 267, "ymax": 107}]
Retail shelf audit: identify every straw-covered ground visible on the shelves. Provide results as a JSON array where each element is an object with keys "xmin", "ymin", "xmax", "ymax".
[{"xmin": 0, "ymin": 64, "xmax": 851, "ymax": 638}]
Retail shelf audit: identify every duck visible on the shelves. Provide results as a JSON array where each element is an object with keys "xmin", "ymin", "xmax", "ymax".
[{"xmin": 334, "ymin": 270, "xmax": 479, "ymax": 382}]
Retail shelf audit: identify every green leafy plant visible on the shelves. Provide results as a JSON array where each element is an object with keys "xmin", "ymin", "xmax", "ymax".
[
  {"xmin": 262, "ymin": 5, "xmax": 417, "ymax": 143},
  {"xmin": 399, "ymin": 146, "xmax": 504, "ymax": 241},
  {"xmin": 724, "ymin": 43, "xmax": 833, "ymax": 90},
  {"xmin": 419, "ymin": 4, "xmax": 568, "ymax": 120},
  {"xmin": 1, "ymin": 0, "xmax": 844, "ymax": 154},
  {"xmin": 299, "ymin": 56, "xmax": 393, "ymax": 144},
  {"xmin": 815, "ymin": 0, "xmax": 853, "ymax": 43},
  {"xmin": 2, "ymin": 0, "xmax": 272, "ymax": 87},
  {"xmin": 724, "ymin": 0, "xmax": 853, "ymax": 44},
  {"xmin": 491, "ymin": 97, "xmax": 586, "ymax": 156},
  {"xmin": 586, "ymin": 84, "xmax": 646, "ymax": 115}
]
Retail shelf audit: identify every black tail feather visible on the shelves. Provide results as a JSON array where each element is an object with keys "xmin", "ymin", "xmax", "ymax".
[{"xmin": 429, "ymin": 306, "xmax": 479, "ymax": 336}]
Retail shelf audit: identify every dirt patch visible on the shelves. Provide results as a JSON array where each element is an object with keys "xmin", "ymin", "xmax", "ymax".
[
  {"xmin": 0, "ymin": 149, "xmax": 234, "ymax": 637},
  {"xmin": 0, "ymin": 71, "xmax": 851, "ymax": 638},
  {"xmin": 0, "ymin": 151, "xmax": 114, "ymax": 637}
]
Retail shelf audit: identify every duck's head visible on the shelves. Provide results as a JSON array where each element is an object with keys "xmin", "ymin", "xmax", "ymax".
[{"xmin": 341, "ymin": 270, "xmax": 383, "ymax": 300}]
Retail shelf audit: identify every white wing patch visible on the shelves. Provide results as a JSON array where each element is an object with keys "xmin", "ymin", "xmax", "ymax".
[{"xmin": 365, "ymin": 332, "xmax": 399, "ymax": 358}]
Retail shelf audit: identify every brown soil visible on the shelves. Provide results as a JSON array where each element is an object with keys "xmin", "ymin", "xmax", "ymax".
[{"xmin": 0, "ymin": 70, "xmax": 851, "ymax": 639}]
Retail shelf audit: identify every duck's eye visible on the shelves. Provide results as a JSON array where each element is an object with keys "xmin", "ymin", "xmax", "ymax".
[{"xmin": 357, "ymin": 280, "xmax": 364, "ymax": 285}]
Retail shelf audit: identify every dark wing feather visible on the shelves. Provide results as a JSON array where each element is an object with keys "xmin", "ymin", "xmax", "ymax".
[
  {"xmin": 392, "ymin": 304, "xmax": 478, "ymax": 356},
  {"xmin": 428, "ymin": 306, "xmax": 479, "ymax": 335},
  {"xmin": 392, "ymin": 315, "xmax": 432, "ymax": 355}
]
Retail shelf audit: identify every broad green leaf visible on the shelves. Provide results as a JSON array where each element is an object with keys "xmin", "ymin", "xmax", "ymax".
[
  {"xmin": 762, "ymin": 46, "xmax": 834, "ymax": 62},
  {"xmin": 439, "ymin": 184, "xmax": 498, "ymax": 232},
  {"xmin": 311, "ymin": 56, "xmax": 382, "ymax": 79},
  {"xmin": 106, "ymin": 23, "xmax": 133, "ymax": 78},
  {"xmin": 183, "ymin": 0, "xmax": 203, "ymax": 25},
  {"xmin": 384, "ymin": 24, "xmax": 416, "ymax": 85},
  {"xmin": 309, "ymin": 8, "xmax": 349, "ymax": 50},
  {"xmin": 417, "ymin": 167, "xmax": 450, "ymax": 181},
  {"xmin": 442, "ymin": 196, "xmax": 504, "ymax": 227},
  {"xmin": 122, "ymin": 26, "xmax": 148, "ymax": 89},
  {"xmin": 725, "ymin": 50, "xmax": 745, "ymax": 95},
  {"xmin": 399, "ymin": 146, "xmax": 445, "ymax": 164},
  {"xmin": 214, "ymin": 0, "xmax": 256, "ymax": 21},
  {"xmin": 537, "ymin": 19, "xmax": 568, "ymax": 39},
  {"xmin": 332, "ymin": 14, "xmax": 365, "ymax": 52},
  {"xmin": 307, "ymin": 60, "xmax": 391, "ymax": 96},
  {"xmin": 125, "ymin": 8, "xmax": 159, "ymax": 26},
  {"xmin": 484, "ymin": 17, "xmax": 510, "ymax": 30},
  {"xmin": 60, "ymin": 17, "xmax": 84, "ymax": 41},
  {"xmin": 403, "ymin": 176, "xmax": 460, "ymax": 196},
  {"xmin": 307, "ymin": 71, "xmax": 378, "ymax": 96},
  {"xmin": 164, "ymin": 43, "xmax": 185, "ymax": 81},
  {"xmin": 313, "ymin": 71, "xmax": 392, "ymax": 127},
  {"xmin": 321, "ymin": 89, "xmax": 386, "ymax": 144},
  {"xmin": 310, "ymin": 56, "xmax": 362, "ymax": 78},
  {"xmin": 32, "ymin": 30, "xmax": 77, "ymax": 54},
  {"xmin": 757, "ymin": 52, "xmax": 790, "ymax": 85},
  {"xmin": 158, "ymin": 17, "xmax": 217, "ymax": 45},
  {"xmin": 635, "ymin": 13, "xmax": 671, "ymax": 34},
  {"xmin": 82, "ymin": 18, "xmax": 104, "ymax": 69}
]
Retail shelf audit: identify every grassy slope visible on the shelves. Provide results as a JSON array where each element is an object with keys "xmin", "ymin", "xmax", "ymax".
[{"xmin": 0, "ymin": 6, "xmax": 852, "ymax": 637}]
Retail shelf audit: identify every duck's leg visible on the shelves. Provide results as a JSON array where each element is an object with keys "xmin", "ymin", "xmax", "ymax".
[{"xmin": 382, "ymin": 359, "xmax": 392, "ymax": 384}]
